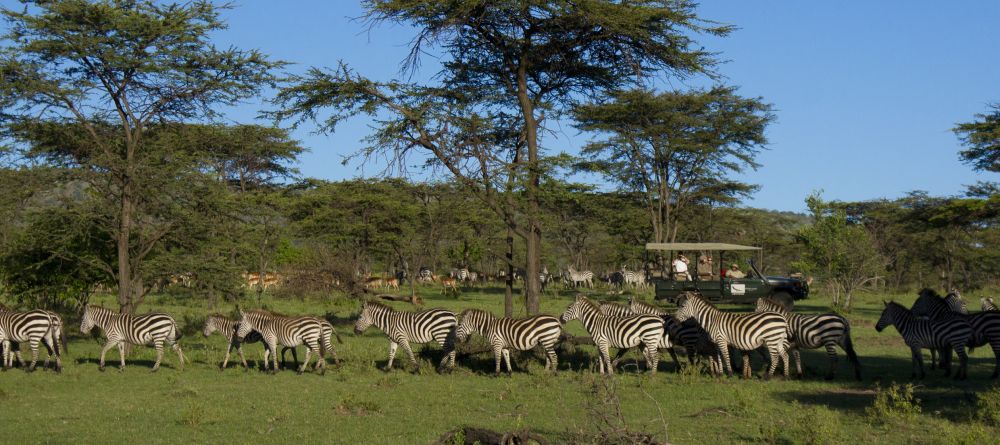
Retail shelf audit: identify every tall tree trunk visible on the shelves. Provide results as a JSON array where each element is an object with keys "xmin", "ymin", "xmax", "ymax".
[
  {"xmin": 505, "ymin": 230, "xmax": 514, "ymax": 318},
  {"xmin": 517, "ymin": 67, "xmax": 541, "ymax": 316},
  {"xmin": 117, "ymin": 182, "xmax": 133, "ymax": 313}
]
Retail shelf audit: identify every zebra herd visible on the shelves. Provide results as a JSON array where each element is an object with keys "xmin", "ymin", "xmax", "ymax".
[{"xmin": 2, "ymin": 289, "xmax": 998, "ymax": 381}]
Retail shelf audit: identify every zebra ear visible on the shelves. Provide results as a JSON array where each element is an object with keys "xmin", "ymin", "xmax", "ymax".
[{"xmin": 882, "ymin": 300, "xmax": 888, "ymax": 307}]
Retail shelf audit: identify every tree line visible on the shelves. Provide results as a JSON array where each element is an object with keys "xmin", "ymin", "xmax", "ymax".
[{"xmin": 1, "ymin": 1, "xmax": 997, "ymax": 314}]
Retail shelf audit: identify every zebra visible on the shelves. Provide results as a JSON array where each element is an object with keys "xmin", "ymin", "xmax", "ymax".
[
  {"xmin": 875, "ymin": 301, "xmax": 971, "ymax": 380},
  {"xmin": 0, "ymin": 307, "xmax": 66, "ymax": 372},
  {"xmin": 202, "ymin": 314, "xmax": 300, "ymax": 370},
  {"xmin": 539, "ymin": 266, "xmax": 552, "ymax": 292},
  {"xmin": 451, "ymin": 268, "xmax": 470, "ymax": 283},
  {"xmin": 564, "ymin": 267, "xmax": 594, "ymax": 289},
  {"xmin": 353, "ymin": 300, "xmax": 457, "ymax": 373},
  {"xmin": 625, "ymin": 297, "xmax": 724, "ymax": 373},
  {"xmin": 0, "ymin": 308, "xmax": 60, "ymax": 372},
  {"xmin": 235, "ymin": 309, "xmax": 328, "ymax": 374},
  {"xmin": 607, "ymin": 271, "xmax": 625, "ymax": 290},
  {"xmin": 983, "ymin": 297, "xmax": 998, "ymax": 312},
  {"xmin": 621, "ymin": 268, "xmax": 646, "ymax": 289},
  {"xmin": 79, "ymin": 305, "xmax": 185, "ymax": 372},
  {"xmin": 673, "ymin": 293, "xmax": 790, "ymax": 379},
  {"xmin": 754, "ymin": 298, "xmax": 862, "ymax": 380},
  {"xmin": 560, "ymin": 296, "xmax": 663, "ymax": 375},
  {"xmin": 455, "ymin": 309, "xmax": 562, "ymax": 374},
  {"xmin": 911, "ymin": 288, "xmax": 968, "ymax": 369},
  {"xmin": 598, "ymin": 301, "xmax": 682, "ymax": 371},
  {"xmin": 418, "ymin": 267, "xmax": 434, "ymax": 284},
  {"xmin": 912, "ymin": 293, "xmax": 1000, "ymax": 378}
]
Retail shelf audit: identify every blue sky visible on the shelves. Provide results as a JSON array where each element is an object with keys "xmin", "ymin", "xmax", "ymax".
[{"xmin": 7, "ymin": 1, "xmax": 999, "ymax": 212}]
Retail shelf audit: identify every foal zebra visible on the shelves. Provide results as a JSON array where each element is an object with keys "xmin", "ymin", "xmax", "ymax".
[
  {"xmin": 876, "ymin": 301, "xmax": 972, "ymax": 380},
  {"xmin": 912, "ymin": 293, "xmax": 1000, "ymax": 378},
  {"xmin": 455, "ymin": 309, "xmax": 562, "ymax": 374},
  {"xmin": 0, "ymin": 308, "xmax": 60, "ymax": 372},
  {"xmin": 674, "ymin": 294, "xmax": 790, "ymax": 379},
  {"xmin": 560, "ymin": 296, "xmax": 663, "ymax": 375},
  {"xmin": 80, "ymin": 305, "xmax": 185, "ymax": 372},
  {"xmin": 754, "ymin": 298, "xmax": 862, "ymax": 380},
  {"xmin": 353, "ymin": 301, "xmax": 457, "ymax": 373},
  {"xmin": 202, "ymin": 314, "xmax": 299, "ymax": 370},
  {"xmin": 236, "ymin": 309, "xmax": 328, "ymax": 374}
]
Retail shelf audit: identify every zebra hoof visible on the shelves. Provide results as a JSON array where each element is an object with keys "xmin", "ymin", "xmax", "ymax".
[
  {"xmin": 381, "ymin": 366, "xmax": 392, "ymax": 373},
  {"xmin": 98, "ymin": 366, "xmax": 105, "ymax": 372}
]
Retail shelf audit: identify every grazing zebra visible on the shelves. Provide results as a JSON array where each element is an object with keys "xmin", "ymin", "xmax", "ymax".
[
  {"xmin": 455, "ymin": 309, "xmax": 562, "ymax": 374},
  {"xmin": 560, "ymin": 296, "xmax": 663, "ymax": 375},
  {"xmin": 418, "ymin": 267, "xmax": 434, "ymax": 284},
  {"xmin": 236, "ymin": 309, "xmax": 327, "ymax": 374},
  {"xmin": 0, "ymin": 308, "xmax": 60, "ymax": 372},
  {"xmin": 626, "ymin": 297, "xmax": 724, "ymax": 373},
  {"xmin": 911, "ymin": 289, "xmax": 968, "ymax": 369},
  {"xmin": 451, "ymin": 268, "xmax": 470, "ymax": 283},
  {"xmin": 912, "ymin": 293, "xmax": 1000, "ymax": 378},
  {"xmin": 202, "ymin": 314, "xmax": 299, "ymax": 370},
  {"xmin": 79, "ymin": 305, "xmax": 185, "ymax": 372},
  {"xmin": 353, "ymin": 301, "xmax": 457, "ymax": 372},
  {"xmin": 754, "ymin": 298, "xmax": 862, "ymax": 380},
  {"xmin": 674, "ymin": 293, "xmax": 790, "ymax": 379},
  {"xmin": 598, "ymin": 301, "xmax": 682, "ymax": 370},
  {"xmin": 564, "ymin": 267, "xmax": 594, "ymax": 289},
  {"xmin": 540, "ymin": 267, "xmax": 552, "ymax": 292},
  {"xmin": 983, "ymin": 297, "xmax": 998, "ymax": 312},
  {"xmin": 875, "ymin": 301, "xmax": 971, "ymax": 380}
]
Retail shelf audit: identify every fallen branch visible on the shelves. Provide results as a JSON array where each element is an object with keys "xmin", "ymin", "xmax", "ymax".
[{"xmin": 434, "ymin": 427, "xmax": 549, "ymax": 445}]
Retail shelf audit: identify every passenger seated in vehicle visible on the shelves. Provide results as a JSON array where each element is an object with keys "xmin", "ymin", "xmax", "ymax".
[
  {"xmin": 728, "ymin": 263, "xmax": 746, "ymax": 279},
  {"xmin": 697, "ymin": 255, "xmax": 713, "ymax": 280},
  {"xmin": 672, "ymin": 254, "xmax": 690, "ymax": 281}
]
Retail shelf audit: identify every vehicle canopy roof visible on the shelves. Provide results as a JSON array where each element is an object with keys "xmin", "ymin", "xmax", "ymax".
[{"xmin": 645, "ymin": 242, "xmax": 762, "ymax": 251}]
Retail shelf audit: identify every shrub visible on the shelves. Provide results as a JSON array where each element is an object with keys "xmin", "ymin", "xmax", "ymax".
[{"xmin": 865, "ymin": 382, "xmax": 921, "ymax": 425}]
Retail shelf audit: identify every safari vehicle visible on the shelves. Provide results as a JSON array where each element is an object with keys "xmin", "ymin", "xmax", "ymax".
[{"xmin": 645, "ymin": 242, "xmax": 809, "ymax": 308}]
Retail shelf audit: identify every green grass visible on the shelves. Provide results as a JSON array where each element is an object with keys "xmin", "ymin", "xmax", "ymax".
[{"xmin": 2, "ymin": 286, "xmax": 999, "ymax": 444}]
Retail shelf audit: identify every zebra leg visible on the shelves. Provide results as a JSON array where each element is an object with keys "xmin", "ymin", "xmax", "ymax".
[
  {"xmin": 940, "ymin": 346, "xmax": 954, "ymax": 378},
  {"xmin": 27, "ymin": 338, "xmax": 40, "ymax": 372},
  {"xmin": 792, "ymin": 348, "xmax": 803, "ymax": 379},
  {"xmin": 823, "ymin": 343, "xmax": 838, "ymax": 380},
  {"xmin": 269, "ymin": 341, "xmax": 280, "ymax": 374},
  {"xmin": 718, "ymin": 341, "xmax": 734, "ymax": 377},
  {"xmin": 297, "ymin": 343, "xmax": 313, "ymax": 375},
  {"xmin": 667, "ymin": 347, "xmax": 682, "ymax": 372},
  {"xmin": 503, "ymin": 349, "xmax": 513, "ymax": 374},
  {"xmin": 644, "ymin": 340, "xmax": 659, "ymax": 375},
  {"xmin": 221, "ymin": 343, "xmax": 235, "ymax": 370},
  {"xmin": 97, "ymin": 340, "xmax": 119, "ymax": 372},
  {"xmin": 384, "ymin": 342, "xmax": 398, "ymax": 371},
  {"xmin": 742, "ymin": 352, "xmax": 752, "ymax": 379},
  {"xmin": 954, "ymin": 345, "xmax": 968, "ymax": 381},
  {"xmin": 151, "ymin": 340, "xmax": 165, "ymax": 372},
  {"xmin": 172, "ymin": 343, "xmax": 185, "ymax": 371},
  {"xmin": 1, "ymin": 340, "xmax": 10, "ymax": 370},
  {"xmin": 610, "ymin": 347, "xmax": 631, "ymax": 369},
  {"xmin": 493, "ymin": 345, "xmax": 503, "ymax": 375},
  {"xmin": 990, "ymin": 339, "xmax": 1000, "ymax": 379},
  {"xmin": 118, "ymin": 342, "xmax": 128, "ymax": 372},
  {"xmin": 598, "ymin": 343, "xmax": 614, "ymax": 375},
  {"xmin": 400, "ymin": 340, "xmax": 419, "ymax": 373},
  {"xmin": 545, "ymin": 346, "xmax": 558, "ymax": 373},
  {"xmin": 237, "ymin": 344, "xmax": 249, "ymax": 370},
  {"xmin": 910, "ymin": 346, "xmax": 924, "ymax": 379},
  {"xmin": 929, "ymin": 348, "xmax": 938, "ymax": 370}
]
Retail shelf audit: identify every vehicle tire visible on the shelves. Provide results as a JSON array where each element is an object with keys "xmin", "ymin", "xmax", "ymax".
[{"xmin": 770, "ymin": 291, "xmax": 794, "ymax": 312}]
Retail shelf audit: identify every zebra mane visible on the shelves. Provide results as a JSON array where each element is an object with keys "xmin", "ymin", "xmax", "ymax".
[
  {"xmin": 459, "ymin": 308, "xmax": 495, "ymax": 318},
  {"xmin": 86, "ymin": 304, "xmax": 115, "ymax": 314},
  {"xmin": 576, "ymin": 296, "xmax": 601, "ymax": 312},
  {"xmin": 917, "ymin": 288, "xmax": 940, "ymax": 299},
  {"xmin": 207, "ymin": 313, "xmax": 232, "ymax": 321},
  {"xmin": 679, "ymin": 292, "xmax": 713, "ymax": 309}
]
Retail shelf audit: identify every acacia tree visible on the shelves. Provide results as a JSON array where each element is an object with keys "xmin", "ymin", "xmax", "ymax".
[
  {"xmin": 574, "ymin": 87, "xmax": 772, "ymax": 249},
  {"xmin": 954, "ymin": 103, "xmax": 1000, "ymax": 172},
  {"xmin": 0, "ymin": 0, "xmax": 281, "ymax": 312},
  {"xmin": 274, "ymin": 0, "xmax": 728, "ymax": 314}
]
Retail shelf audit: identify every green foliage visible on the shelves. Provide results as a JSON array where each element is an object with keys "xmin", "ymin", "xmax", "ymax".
[
  {"xmin": 976, "ymin": 385, "xmax": 1000, "ymax": 427},
  {"xmin": 954, "ymin": 103, "xmax": 1000, "ymax": 172},
  {"xmin": 865, "ymin": 382, "xmax": 922, "ymax": 425}
]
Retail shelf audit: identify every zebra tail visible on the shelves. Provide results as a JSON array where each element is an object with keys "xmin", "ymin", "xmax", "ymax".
[
  {"xmin": 842, "ymin": 323, "xmax": 862, "ymax": 380},
  {"xmin": 60, "ymin": 325, "xmax": 68, "ymax": 355},
  {"xmin": 331, "ymin": 328, "xmax": 344, "ymax": 345}
]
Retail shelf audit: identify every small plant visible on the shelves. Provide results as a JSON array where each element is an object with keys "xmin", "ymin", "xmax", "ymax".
[
  {"xmin": 374, "ymin": 375, "xmax": 400, "ymax": 389},
  {"xmin": 975, "ymin": 384, "xmax": 1000, "ymax": 427},
  {"xmin": 178, "ymin": 402, "xmax": 210, "ymax": 428},
  {"xmin": 865, "ymin": 382, "xmax": 922, "ymax": 425},
  {"xmin": 334, "ymin": 395, "xmax": 382, "ymax": 416}
]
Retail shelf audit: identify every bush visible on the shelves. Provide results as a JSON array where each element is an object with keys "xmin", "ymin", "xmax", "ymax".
[{"xmin": 865, "ymin": 382, "xmax": 921, "ymax": 425}]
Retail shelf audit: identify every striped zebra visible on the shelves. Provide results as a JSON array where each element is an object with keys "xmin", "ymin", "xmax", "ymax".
[
  {"xmin": 621, "ymin": 268, "xmax": 646, "ymax": 289},
  {"xmin": 560, "ymin": 296, "xmax": 663, "ymax": 375},
  {"xmin": 451, "ymin": 268, "xmax": 470, "ymax": 283},
  {"xmin": 0, "ymin": 308, "xmax": 61, "ymax": 372},
  {"xmin": 564, "ymin": 267, "xmax": 594, "ymax": 288},
  {"xmin": 626, "ymin": 297, "xmax": 724, "ymax": 373},
  {"xmin": 876, "ymin": 301, "xmax": 971, "ymax": 379},
  {"xmin": 235, "ymin": 309, "xmax": 329, "ymax": 374},
  {"xmin": 0, "ymin": 307, "xmax": 66, "ymax": 372},
  {"xmin": 455, "ymin": 309, "xmax": 562, "ymax": 374},
  {"xmin": 754, "ymin": 298, "xmax": 862, "ymax": 380},
  {"xmin": 202, "ymin": 314, "xmax": 299, "ymax": 370},
  {"xmin": 353, "ymin": 301, "xmax": 457, "ymax": 373},
  {"xmin": 418, "ymin": 267, "xmax": 434, "ymax": 284},
  {"xmin": 983, "ymin": 297, "xmax": 998, "ymax": 312},
  {"xmin": 674, "ymin": 293, "xmax": 790, "ymax": 379},
  {"xmin": 912, "ymin": 293, "xmax": 1000, "ymax": 378},
  {"xmin": 79, "ymin": 305, "xmax": 185, "ymax": 372},
  {"xmin": 911, "ymin": 289, "xmax": 968, "ymax": 370},
  {"xmin": 598, "ymin": 301, "xmax": 681, "ymax": 370}
]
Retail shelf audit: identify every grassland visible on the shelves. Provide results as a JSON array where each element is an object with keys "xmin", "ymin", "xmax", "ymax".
[{"xmin": 1, "ymin": 286, "xmax": 999, "ymax": 444}]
